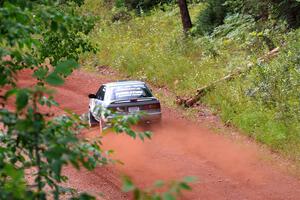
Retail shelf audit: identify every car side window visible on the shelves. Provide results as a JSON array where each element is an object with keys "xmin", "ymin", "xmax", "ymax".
[{"xmin": 96, "ymin": 86, "xmax": 106, "ymax": 100}]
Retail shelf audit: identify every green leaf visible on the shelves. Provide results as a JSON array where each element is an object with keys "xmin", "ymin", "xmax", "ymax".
[
  {"xmin": 179, "ymin": 182, "xmax": 191, "ymax": 190},
  {"xmin": 122, "ymin": 177, "xmax": 135, "ymax": 192},
  {"xmin": 76, "ymin": 193, "xmax": 96, "ymax": 200},
  {"xmin": 45, "ymin": 73, "xmax": 64, "ymax": 86},
  {"xmin": 52, "ymin": 160, "xmax": 63, "ymax": 177},
  {"xmin": 5, "ymin": 88, "xmax": 18, "ymax": 99},
  {"xmin": 51, "ymin": 21, "xmax": 58, "ymax": 31},
  {"xmin": 144, "ymin": 131, "xmax": 152, "ymax": 139},
  {"xmin": 183, "ymin": 176, "xmax": 197, "ymax": 183},
  {"xmin": 106, "ymin": 149, "xmax": 114, "ymax": 155},
  {"xmin": 162, "ymin": 193, "xmax": 175, "ymax": 200},
  {"xmin": 126, "ymin": 129, "xmax": 136, "ymax": 139},
  {"xmin": 138, "ymin": 133, "xmax": 144, "ymax": 141},
  {"xmin": 133, "ymin": 189, "xmax": 141, "ymax": 199},
  {"xmin": 55, "ymin": 59, "xmax": 79, "ymax": 76},
  {"xmin": 153, "ymin": 195, "xmax": 162, "ymax": 200},
  {"xmin": 33, "ymin": 67, "xmax": 48, "ymax": 79},
  {"xmin": 16, "ymin": 90, "xmax": 28, "ymax": 111},
  {"xmin": 3, "ymin": 164, "xmax": 24, "ymax": 179},
  {"xmin": 154, "ymin": 180, "xmax": 164, "ymax": 188}
]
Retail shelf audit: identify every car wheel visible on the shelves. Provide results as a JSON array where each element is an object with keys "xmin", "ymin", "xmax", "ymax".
[{"xmin": 88, "ymin": 112, "xmax": 99, "ymax": 127}]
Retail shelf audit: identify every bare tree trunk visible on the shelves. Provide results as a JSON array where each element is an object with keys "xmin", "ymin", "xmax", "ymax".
[{"xmin": 178, "ymin": 0, "xmax": 192, "ymax": 34}]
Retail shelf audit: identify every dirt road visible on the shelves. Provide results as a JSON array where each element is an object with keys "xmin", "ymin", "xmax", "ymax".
[{"xmin": 19, "ymin": 70, "xmax": 300, "ymax": 200}]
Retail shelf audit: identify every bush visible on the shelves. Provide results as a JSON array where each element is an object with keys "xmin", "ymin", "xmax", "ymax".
[
  {"xmin": 114, "ymin": 0, "xmax": 174, "ymax": 11},
  {"xmin": 194, "ymin": 0, "xmax": 300, "ymax": 36},
  {"xmin": 112, "ymin": 9, "xmax": 132, "ymax": 22},
  {"xmin": 251, "ymin": 29, "xmax": 300, "ymax": 122},
  {"xmin": 212, "ymin": 14, "xmax": 256, "ymax": 39},
  {"xmin": 193, "ymin": 0, "xmax": 227, "ymax": 35},
  {"xmin": 224, "ymin": 0, "xmax": 300, "ymax": 28},
  {"xmin": 211, "ymin": 13, "xmax": 286, "ymax": 51}
]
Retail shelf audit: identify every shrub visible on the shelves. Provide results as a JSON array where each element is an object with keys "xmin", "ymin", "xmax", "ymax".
[
  {"xmin": 212, "ymin": 13, "xmax": 256, "ymax": 39},
  {"xmin": 211, "ymin": 13, "xmax": 285, "ymax": 51},
  {"xmin": 250, "ymin": 29, "xmax": 300, "ymax": 122},
  {"xmin": 224, "ymin": 0, "xmax": 300, "ymax": 28},
  {"xmin": 195, "ymin": 0, "xmax": 300, "ymax": 36},
  {"xmin": 114, "ymin": 0, "xmax": 174, "ymax": 12},
  {"xmin": 193, "ymin": 0, "xmax": 227, "ymax": 35},
  {"xmin": 112, "ymin": 9, "xmax": 132, "ymax": 22}
]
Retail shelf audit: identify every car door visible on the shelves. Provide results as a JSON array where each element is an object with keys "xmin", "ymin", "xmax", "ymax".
[{"xmin": 90, "ymin": 85, "xmax": 106, "ymax": 119}]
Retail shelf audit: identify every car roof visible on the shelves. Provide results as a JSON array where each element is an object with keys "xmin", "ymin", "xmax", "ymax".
[{"xmin": 104, "ymin": 80, "xmax": 146, "ymax": 87}]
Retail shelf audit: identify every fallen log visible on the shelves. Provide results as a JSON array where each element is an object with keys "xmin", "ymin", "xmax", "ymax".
[
  {"xmin": 258, "ymin": 47, "xmax": 280, "ymax": 62},
  {"xmin": 177, "ymin": 47, "xmax": 280, "ymax": 107}
]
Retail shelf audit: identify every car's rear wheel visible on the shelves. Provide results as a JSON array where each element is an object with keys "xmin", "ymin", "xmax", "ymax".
[{"xmin": 88, "ymin": 112, "xmax": 99, "ymax": 127}]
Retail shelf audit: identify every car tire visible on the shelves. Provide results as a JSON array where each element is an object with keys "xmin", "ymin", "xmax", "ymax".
[{"xmin": 88, "ymin": 112, "xmax": 99, "ymax": 127}]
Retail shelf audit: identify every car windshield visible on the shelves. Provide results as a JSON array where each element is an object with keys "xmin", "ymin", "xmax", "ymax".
[{"xmin": 108, "ymin": 84, "xmax": 152, "ymax": 101}]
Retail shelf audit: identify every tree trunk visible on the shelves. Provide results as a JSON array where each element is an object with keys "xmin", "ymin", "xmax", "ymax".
[{"xmin": 178, "ymin": 0, "xmax": 192, "ymax": 34}]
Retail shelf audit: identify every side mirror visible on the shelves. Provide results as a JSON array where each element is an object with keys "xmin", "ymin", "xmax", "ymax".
[{"xmin": 88, "ymin": 94, "xmax": 97, "ymax": 99}]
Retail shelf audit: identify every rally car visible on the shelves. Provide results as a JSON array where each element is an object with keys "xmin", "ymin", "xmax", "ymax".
[{"xmin": 88, "ymin": 80, "xmax": 161, "ymax": 130}]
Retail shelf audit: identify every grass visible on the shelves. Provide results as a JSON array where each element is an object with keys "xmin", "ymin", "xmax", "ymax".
[{"xmin": 80, "ymin": 0, "xmax": 300, "ymax": 162}]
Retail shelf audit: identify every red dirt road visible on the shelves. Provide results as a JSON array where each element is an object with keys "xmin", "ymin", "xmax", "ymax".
[{"xmin": 19, "ymin": 70, "xmax": 300, "ymax": 200}]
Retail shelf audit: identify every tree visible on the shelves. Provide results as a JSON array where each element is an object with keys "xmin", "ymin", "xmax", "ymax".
[{"xmin": 178, "ymin": 0, "xmax": 193, "ymax": 33}]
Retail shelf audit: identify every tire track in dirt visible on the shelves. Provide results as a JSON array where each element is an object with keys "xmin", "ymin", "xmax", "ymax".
[{"xmin": 18, "ymin": 69, "xmax": 300, "ymax": 200}]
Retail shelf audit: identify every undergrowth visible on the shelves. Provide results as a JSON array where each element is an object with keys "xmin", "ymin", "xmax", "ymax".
[{"xmin": 80, "ymin": 0, "xmax": 300, "ymax": 161}]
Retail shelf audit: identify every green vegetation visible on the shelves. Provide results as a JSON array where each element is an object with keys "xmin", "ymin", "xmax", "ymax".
[
  {"xmin": 81, "ymin": 0, "xmax": 300, "ymax": 160},
  {"xmin": 117, "ymin": 0, "xmax": 174, "ymax": 11},
  {"xmin": 0, "ymin": 1, "xmax": 102, "ymax": 198},
  {"xmin": 194, "ymin": 0, "xmax": 227, "ymax": 35},
  {"xmin": 122, "ymin": 176, "xmax": 196, "ymax": 200}
]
